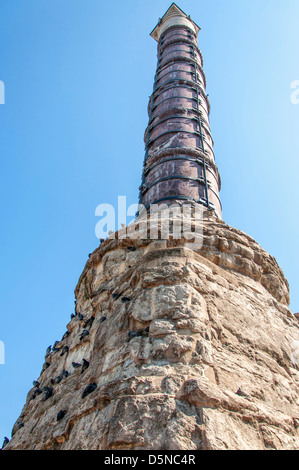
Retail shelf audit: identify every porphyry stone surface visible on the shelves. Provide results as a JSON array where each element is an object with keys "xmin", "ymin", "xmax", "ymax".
[{"xmin": 5, "ymin": 214, "xmax": 299, "ymax": 450}]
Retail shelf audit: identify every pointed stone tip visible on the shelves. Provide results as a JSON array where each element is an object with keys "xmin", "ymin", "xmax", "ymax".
[{"xmin": 150, "ymin": 3, "xmax": 200, "ymax": 42}]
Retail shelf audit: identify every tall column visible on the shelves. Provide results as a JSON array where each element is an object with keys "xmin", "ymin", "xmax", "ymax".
[
  {"xmin": 3, "ymin": 4, "xmax": 299, "ymax": 452},
  {"xmin": 139, "ymin": 3, "xmax": 222, "ymax": 219}
]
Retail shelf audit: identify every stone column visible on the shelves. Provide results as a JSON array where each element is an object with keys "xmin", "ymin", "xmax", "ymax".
[
  {"xmin": 4, "ymin": 214, "xmax": 299, "ymax": 450},
  {"xmin": 139, "ymin": 3, "xmax": 222, "ymax": 219},
  {"xmin": 3, "ymin": 4, "xmax": 299, "ymax": 452}
]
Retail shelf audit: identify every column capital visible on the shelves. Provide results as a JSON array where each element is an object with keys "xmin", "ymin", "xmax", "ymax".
[{"xmin": 150, "ymin": 3, "xmax": 200, "ymax": 42}]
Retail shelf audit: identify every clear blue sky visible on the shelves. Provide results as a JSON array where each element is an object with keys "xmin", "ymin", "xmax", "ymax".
[{"xmin": 0, "ymin": 0, "xmax": 298, "ymax": 442}]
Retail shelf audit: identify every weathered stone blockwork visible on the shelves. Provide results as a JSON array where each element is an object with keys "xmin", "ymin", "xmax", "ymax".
[{"xmin": 5, "ymin": 214, "xmax": 299, "ymax": 450}]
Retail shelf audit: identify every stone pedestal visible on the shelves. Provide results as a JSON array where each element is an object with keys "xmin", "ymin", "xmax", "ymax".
[{"xmin": 5, "ymin": 214, "xmax": 299, "ymax": 450}]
